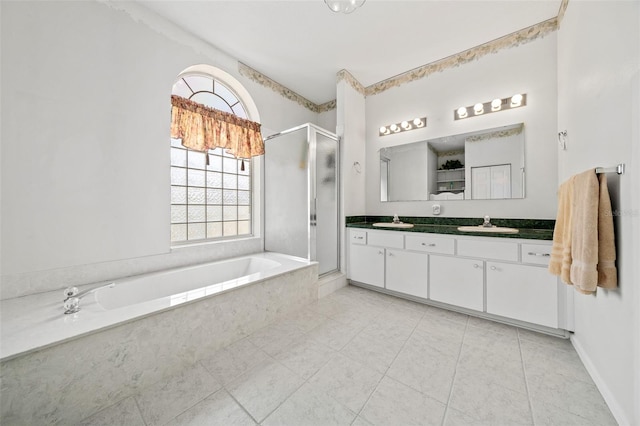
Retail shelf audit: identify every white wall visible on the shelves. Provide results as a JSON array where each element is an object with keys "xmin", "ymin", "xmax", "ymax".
[
  {"xmin": 557, "ymin": 2, "xmax": 640, "ymax": 424},
  {"xmin": 0, "ymin": 1, "xmax": 318, "ymax": 299},
  {"xmin": 365, "ymin": 34, "xmax": 558, "ymax": 218}
]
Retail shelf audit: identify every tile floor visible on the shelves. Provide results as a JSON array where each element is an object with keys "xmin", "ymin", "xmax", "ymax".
[{"xmin": 80, "ymin": 285, "xmax": 617, "ymax": 426}]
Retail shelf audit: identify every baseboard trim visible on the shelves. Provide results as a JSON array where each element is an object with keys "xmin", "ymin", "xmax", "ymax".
[{"xmin": 571, "ymin": 335, "xmax": 631, "ymax": 425}]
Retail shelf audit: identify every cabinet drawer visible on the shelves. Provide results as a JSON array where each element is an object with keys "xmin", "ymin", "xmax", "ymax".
[
  {"xmin": 367, "ymin": 231, "xmax": 404, "ymax": 249},
  {"xmin": 521, "ymin": 243, "xmax": 552, "ymax": 266},
  {"xmin": 350, "ymin": 230, "xmax": 367, "ymax": 245},
  {"xmin": 405, "ymin": 234, "xmax": 454, "ymax": 254},
  {"xmin": 457, "ymin": 239, "xmax": 518, "ymax": 262}
]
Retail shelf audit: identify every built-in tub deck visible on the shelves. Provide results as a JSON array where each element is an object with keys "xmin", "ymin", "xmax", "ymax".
[{"xmin": 1, "ymin": 252, "xmax": 315, "ymax": 361}]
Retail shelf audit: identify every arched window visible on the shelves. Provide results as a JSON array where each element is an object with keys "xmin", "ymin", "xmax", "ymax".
[{"xmin": 170, "ymin": 70, "xmax": 256, "ymax": 243}]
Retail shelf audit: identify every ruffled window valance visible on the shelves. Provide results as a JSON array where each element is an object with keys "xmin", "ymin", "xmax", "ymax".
[{"xmin": 170, "ymin": 95, "xmax": 264, "ymax": 160}]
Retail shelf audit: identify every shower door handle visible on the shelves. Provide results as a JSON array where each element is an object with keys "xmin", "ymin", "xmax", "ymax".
[{"xmin": 310, "ymin": 198, "xmax": 317, "ymax": 226}]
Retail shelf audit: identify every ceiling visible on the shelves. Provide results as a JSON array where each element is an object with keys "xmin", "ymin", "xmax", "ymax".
[{"xmin": 139, "ymin": 0, "xmax": 562, "ymax": 105}]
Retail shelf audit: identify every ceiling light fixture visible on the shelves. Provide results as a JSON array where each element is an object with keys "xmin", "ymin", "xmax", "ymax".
[
  {"xmin": 454, "ymin": 94, "xmax": 527, "ymax": 120},
  {"xmin": 379, "ymin": 117, "xmax": 427, "ymax": 136},
  {"xmin": 324, "ymin": 0, "xmax": 366, "ymax": 14}
]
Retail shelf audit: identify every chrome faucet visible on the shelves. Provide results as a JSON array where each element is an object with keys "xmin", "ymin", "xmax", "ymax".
[
  {"xmin": 482, "ymin": 215, "xmax": 494, "ymax": 228},
  {"xmin": 63, "ymin": 282, "xmax": 115, "ymax": 314},
  {"xmin": 393, "ymin": 214, "xmax": 401, "ymax": 224}
]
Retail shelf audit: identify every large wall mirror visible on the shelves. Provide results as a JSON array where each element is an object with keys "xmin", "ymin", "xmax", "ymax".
[{"xmin": 380, "ymin": 123, "xmax": 525, "ymax": 202}]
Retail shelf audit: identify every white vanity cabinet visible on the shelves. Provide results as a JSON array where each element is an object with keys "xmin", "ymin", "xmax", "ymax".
[
  {"xmin": 386, "ymin": 249, "xmax": 428, "ymax": 298},
  {"xmin": 486, "ymin": 261, "xmax": 558, "ymax": 328},
  {"xmin": 430, "ymin": 255, "xmax": 484, "ymax": 311},
  {"xmin": 347, "ymin": 227, "xmax": 573, "ymax": 334}
]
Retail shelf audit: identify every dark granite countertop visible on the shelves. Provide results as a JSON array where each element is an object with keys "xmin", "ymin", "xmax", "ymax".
[{"xmin": 346, "ymin": 216, "xmax": 554, "ymax": 241}]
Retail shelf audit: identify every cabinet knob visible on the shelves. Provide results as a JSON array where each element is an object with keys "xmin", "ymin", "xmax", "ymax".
[
  {"xmin": 355, "ymin": 236, "xmax": 363, "ymax": 240},
  {"xmin": 388, "ymin": 252, "xmax": 394, "ymax": 257},
  {"xmin": 473, "ymin": 263, "xmax": 481, "ymax": 269},
  {"xmin": 378, "ymin": 251, "xmax": 384, "ymax": 255},
  {"xmin": 490, "ymin": 266, "xmax": 497, "ymax": 271}
]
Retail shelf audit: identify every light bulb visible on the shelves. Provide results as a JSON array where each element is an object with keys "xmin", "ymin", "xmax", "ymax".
[
  {"xmin": 413, "ymin": 118, "xmax": 424, "ymax": 127},
  {"xmin": 390, "ymin": 124, "xmax": 399, "ymax": 132},
  {"xmin": 474, "ymin": 103, "xmax": 484, "ymax": 115},
  {"xmin": 401, "ymin": 121, "xmax": 411, "ymax": 130},
  {"xmin": 457, "ymin": 107, "xmax": 468, "ymax": 119},
  {"xmin": 491, "ymin": 98, "xmax": 502, "ymax": 111},
  {"xmin": 510, "ymin": 93, "xmax": 523, "ymax": 107},
  {"xmin": 379, "ymin": 126, "xmax": 388, "ymax": 134}
]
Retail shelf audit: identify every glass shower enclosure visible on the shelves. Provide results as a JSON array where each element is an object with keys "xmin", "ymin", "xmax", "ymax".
[{"xmin": 264, "ymin": 123, "xmax": 340, "ymax": 276}]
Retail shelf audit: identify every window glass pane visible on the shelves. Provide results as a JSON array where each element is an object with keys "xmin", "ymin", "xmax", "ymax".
[
  {"xmin": 172, "ymin": 79, "xmax": 193, "ymax": 98},
  {"xmin": 223, "ymin": 190, "xmax": 238, "ymax": 205},
  {"xmin": 171, "ymin": 224, "xmax": 187, "ymax": 242},
  {"xmin": 214, "ymin": 82, "xmax": 239, "ymax": 105},
  {"xmin": 171, "ymin": 167, "xmax": 187, "ymax": 185},
  {"xmin": 188, "ymin": 205, "xmax": 206, "ymax": 222},
  {"xmin": 206, "ymin": 188, "xmax": 222, "ymax": 204},
  {"xmin": 223, "ymin": 157, "xmax": 238, "ymax": 174},
  {"xmin": 206, "ymin": 171, "xmax": 222, "ymax": 188},
  {"xmin": 210, "ymin": 147, "xmax": 224, "ymax": 156},
  {"xmin": 207, "ymin": 155, "xmax": 223, "ymax": 171},
  {"xmin": 223, "ymin": 206, "xmax": 237, "ymax": 221},
  {"xmin": 190, "ymin": 92, "xmax": 233, "ymax": 113},
  {"xmin": 238, "ymin": 206, "xmax": 250, "ymax": 221},
  {"xmin": 223, "ymin": 221, "xmax": 238, "ymax": 237},
  {"xmin": 207, "ymin": 222, "xmax": 222, "ymax": 239},
  {"xmin": 171, "ymin": 138, "xmax": 184, "ymax": 148},
  {"xmin": 187, "ymin": 187, "xmax": 205, "ymax": 204},
  {"xmin": 238, "ymin": 221, "xmax": 250, "ymax": 235},
  {"xmin": 238, "ymin": 175, "xmax": 250, "ymax": 191},
  {"xmin": 231, "ymin": 104, "xmax": 247, "ymax": 119},
  {"xmin": 171, "ymin": 147, "xmax": 186, "ymax": 166},
  {"xmin": 171, "ymin": 205, "xmax": 186, "ymax": 223},
  {"xmin": 182, "ymin": 75, "xmax": 212, "ymax": 94},
  {"xmin": 238, "ymin": 191, "xmax": 250, "ymax": 205},
  {"xmin": 188, "ymin": 169, "xmax": 205, "ymax": 187},
  {"xmin": 188, "ymin": 223, "xmax": 206, "ymax": 240},
  {"xmin": 187, "ymin": 151, "xmax": 206, "ymax": 170},
  {"xmin": 207, "ymin": 205, "xmax": 222, "ymax": 222},
  {"xmin": 223, "ymin": 174, "xmax": 237, "ymax": 189},
  {"xmin": 239, "ymin": 161, "xmax": 250, "ymax": 176},
  {"xmin": 171, "ymin": 186, "xmax": 186, "ymax": 204}
]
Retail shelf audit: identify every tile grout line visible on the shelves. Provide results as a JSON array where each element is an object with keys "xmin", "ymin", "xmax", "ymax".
[
  {"xmin": 517, "ymin": 328, "xmax": 537, "ymax": 426},
  {"xmin": 351, "ymin": 307, "xmax": 427, "ymax": 423},
  {"xmin": 440, "ymin": 315, "xmax": 469, "ymax": 426},
  {"xmin": 132, "ymin": 395, "xmax": 149, "ymax": 426}
]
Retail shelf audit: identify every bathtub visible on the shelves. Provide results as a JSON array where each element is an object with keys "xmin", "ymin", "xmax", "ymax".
[{"xmin": 1, "ymin": 251, "xmax": 318, "ymax": 425}]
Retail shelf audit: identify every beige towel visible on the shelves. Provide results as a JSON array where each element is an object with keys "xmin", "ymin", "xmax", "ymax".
[
  {"xmin": 549, "ymin": 178, "xmax": 574, "ymax": 285},
  {"xmin": 550, "ymin": 170, "xmax": 618, "ymax": 294}
]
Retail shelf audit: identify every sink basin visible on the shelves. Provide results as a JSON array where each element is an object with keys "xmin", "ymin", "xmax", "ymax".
[
  {"xmin": 457, "ymin": 225, "xmax": 519, "ymax": 234},
  {"xmin": 372, "ymin": 222, "xmax": 414, "ymax": 229}
]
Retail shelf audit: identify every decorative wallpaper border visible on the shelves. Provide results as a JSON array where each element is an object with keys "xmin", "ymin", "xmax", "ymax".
[
  {"xmin": 365, "ymin": 17, "xmax": 558, "ymax": 96},
  {"xmin": 557, "ymin": 0, "xmax": 570, "ymax": 27},
  {"xmin": 465, "ymin": 124, "xmax": 524, "ymax": 142},
  {"xmin": 337, "ymin": 69, "xmax": 366, "ymax": 96},
  {"xmin": 239, "ymin": 10, "xmax": 565, "ymax": 112}
]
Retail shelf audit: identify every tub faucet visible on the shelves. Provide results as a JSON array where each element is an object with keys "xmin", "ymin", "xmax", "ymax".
[
  {"xmin": 63, "ymin": 282, "xmax": 115, "ymax": 314},
  {"xmin": 482, "ymin": 215, "xmax": 494, "ymax": 228}
]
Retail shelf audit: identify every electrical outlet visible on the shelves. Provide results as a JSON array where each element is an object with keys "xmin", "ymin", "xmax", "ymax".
[{"xmin": 432, "ymin": 204, "xmax": 441, "ymax": 215}]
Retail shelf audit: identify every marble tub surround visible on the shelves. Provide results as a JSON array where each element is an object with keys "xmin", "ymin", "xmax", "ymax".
[
  {"xmin": 346, "ymin": 216, "xmax": 555, "ymax": 240},
  {"xmin": 0, "ymin": 261, "xmax": 318, "ymax": 425},
  {"xmin": 76, "ymin": 286, "xmax": 615, "ymax": 426}
]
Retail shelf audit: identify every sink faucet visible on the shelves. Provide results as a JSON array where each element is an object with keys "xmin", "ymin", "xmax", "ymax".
[
  {"xmin": 393, "ymin": 214, "xmax": 401, "ymax": 224},
  {"xmin": 63, "ymin": 282, "xmax": 115, "ymax": 314},
  {"xmin": 482, "ymin": 215, "xmax": 494, "ymax": 228}
]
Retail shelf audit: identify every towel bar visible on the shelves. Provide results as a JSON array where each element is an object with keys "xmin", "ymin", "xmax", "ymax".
[{"xmin": 595, "ymin": 163, "xmax": 625, "ymax": 175}]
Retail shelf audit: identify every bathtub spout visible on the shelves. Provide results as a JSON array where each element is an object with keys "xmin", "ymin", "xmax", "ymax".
[{"xmin": 63, "ymin": 282, "xmax": 115, "ymax": 314}]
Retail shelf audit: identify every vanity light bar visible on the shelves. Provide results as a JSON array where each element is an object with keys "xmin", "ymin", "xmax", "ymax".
[
  {"xmin": 454, "ymin": 94, "xmax": 527, "ymax": 120},
  {"xmin": 379, "ymin": 117, "xmax": 427, "ymax": 136}
]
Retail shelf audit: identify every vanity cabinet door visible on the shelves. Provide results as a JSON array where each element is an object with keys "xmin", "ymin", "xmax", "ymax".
[
  {"xmin": 486, "ymin": 262, "xmax": 558, "ymax": 328},
  {"xmin": 430, "ymin": 255, "xmax": 484, "ymax": 311},
  {"xmin": 349, "ymin": 244, "xmax": 385, "ymax": 288},
  {"xmin": 386, "ymin": 249, "xmax": 428, "ymax": 298}
]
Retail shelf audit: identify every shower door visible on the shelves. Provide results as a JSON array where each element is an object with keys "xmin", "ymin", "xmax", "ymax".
[{"xmin": 264, "ymin": 124, "xmax": 339, "ymax": 276}]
